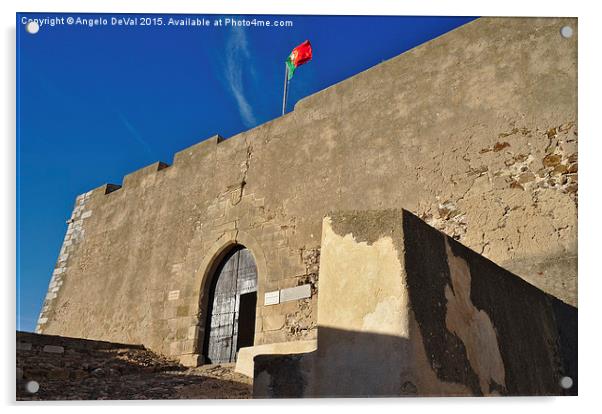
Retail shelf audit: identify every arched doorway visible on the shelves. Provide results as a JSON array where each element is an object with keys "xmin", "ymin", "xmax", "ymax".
[{"xmin": 203, "ymin": 245, "xmax": 258, "ymax": 364}]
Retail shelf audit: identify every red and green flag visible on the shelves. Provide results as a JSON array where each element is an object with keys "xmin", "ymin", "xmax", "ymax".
[{"xmin": 286, "ymin": 40, "xmax": 312, "ymax": 80}]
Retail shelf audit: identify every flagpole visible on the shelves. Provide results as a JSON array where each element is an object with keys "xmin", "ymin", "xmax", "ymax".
[{"xmin": 282, "ymin": 64, "xmax": 289, "ymax": 115}]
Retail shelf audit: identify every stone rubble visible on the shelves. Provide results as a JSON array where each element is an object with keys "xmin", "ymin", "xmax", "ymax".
[{"xmin": 17, "ymin": 338, "xmax": 251, "ymax": 400}]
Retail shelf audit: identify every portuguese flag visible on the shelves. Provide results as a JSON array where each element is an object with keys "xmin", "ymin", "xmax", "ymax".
[{"xmin": 286, "ymin": 40, "xmax": 312, "ymax": 80}]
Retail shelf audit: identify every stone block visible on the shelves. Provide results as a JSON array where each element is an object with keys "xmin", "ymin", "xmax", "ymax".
[
  {"xmin": 17, "ymin": 342, "xmax": 32, "ymax": 351},
  {"xmin": 169, "ymin": 341, "xmax": 182, "ymax": 356},
  {"xmin": 48, "ymin": 368, "xmax": 69, "ymax": 380},
  {"xmin": 174, "ymin": 316, "xmax": 198, "ymax": 329},
  {"xmin": 235, "ymin": 339, "xmax": 317, "ymax": 378},
  {"xmin": 166, "ymin": 318, "xmax": 179, "ymax": 331},
  {"xmin": 262, "ymin": 314, "xmax": 285, "ymax": 332},
  {"xmin": 277, "ymin": 300, "xmax": 300, "ymax": 315},
  {"xmin": 187, "ymin": 325, "xmax": 199, "ymax": 340},
  {"xmin": 180, "ymin": 353, "xmax": 203, "ymax": 367},
  {"xmin": 260, "ymin": 303, "xmax": 284, "ymax": 317},
  {"xmin": 210, "ymin": 220, "xmax": 238, "ymax": 234},
  {"xmin": 176, "ymin": 327, "xmax": 189, "ymax": 340},
  {"xmin": 261, "ymin": 330, "xmax": 288, "ymax": 345},
  {"xmin": 176, "ymin": 305, "xmax": 189, "ymax": 317},
  {"xmin": 181, "ymin": 339, "xmax": 196, "ymax": 354},
  {"xmin": 42, "ymin": 345, "xmax": 64, "ymax": 354}
]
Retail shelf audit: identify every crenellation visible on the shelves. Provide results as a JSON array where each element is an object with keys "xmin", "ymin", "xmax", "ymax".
[
  {"xmin": 172, "ymin": 134, "xmax": 223, "ymax": 165},
  {"xmin": 122, "ymin": 161, "xmax": 171, "ymax": 188},
  {"xmin": 104, "ymin": 183, "xmax": 122, "ymax": 194}
]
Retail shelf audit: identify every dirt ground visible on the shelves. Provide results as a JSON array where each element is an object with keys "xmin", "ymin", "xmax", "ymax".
[{"xmin": 17, "ymin": 344, "xmax": 252, "ymax": 400}]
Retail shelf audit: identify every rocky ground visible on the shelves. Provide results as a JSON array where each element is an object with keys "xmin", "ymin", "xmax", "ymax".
[{"xmin": 17, "ymin": 341, "xmax": 252, "ymax": 400}]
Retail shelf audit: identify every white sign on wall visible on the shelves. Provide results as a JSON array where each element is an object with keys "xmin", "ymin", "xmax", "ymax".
[
  {"xmin": 280, "ymin": 284, "xmax": 311, "ymax": 303},
  {"xmin": 264, "ymin": 290, "xmax": 280, "ymax": 306}
]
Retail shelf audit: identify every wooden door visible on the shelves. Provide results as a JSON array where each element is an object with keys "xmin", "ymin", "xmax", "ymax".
[{"xmin": 205, "ymin": 246, "xmax": 258, "ymax": 364}]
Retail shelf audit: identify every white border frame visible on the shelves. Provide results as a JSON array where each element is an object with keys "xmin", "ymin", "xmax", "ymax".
[{"xmin": 4, "ymin": 1, "xmax": 599, "ymax": 412}]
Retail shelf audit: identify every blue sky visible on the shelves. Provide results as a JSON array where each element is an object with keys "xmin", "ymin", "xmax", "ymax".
[{"xmin": 16, "ymin": 13, "xmax": 476, "ymax": 332}]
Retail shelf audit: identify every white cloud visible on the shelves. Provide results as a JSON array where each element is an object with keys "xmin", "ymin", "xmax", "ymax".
[
  {"xmin": 224, "ymin": 28, "xmax": 257, "ymax": 127},
  {"xmin": 117, "ymin": 112, "xmax": 152, "ymax": 155}
]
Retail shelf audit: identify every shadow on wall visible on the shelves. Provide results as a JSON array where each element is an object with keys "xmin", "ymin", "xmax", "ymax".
[
  {"xmin": 253, "ymin": 209, "xmax": 577, "ymax": 398},
  {"xmin": 401, "ymin": 210, "xmax": 577, "ymax": 397},
  {"xmin": 254, "ymin": 328, "xmax": 412, "ymax": 398},
  {"xmin": 254, "ymin": 322, "xmax": 576, "ymax": 398}
]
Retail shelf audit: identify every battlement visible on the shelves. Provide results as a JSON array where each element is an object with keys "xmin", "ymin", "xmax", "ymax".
[
  {"xmin": 71, "ymin": 16, "xmax": 577, "ymax": 214},
  {"xmin": 123, "ymin": 161, "xmax": 170, "ymax": 187},
  {"xmin": 173, "ymin": 134, "xmax": 224, "ymax": 165},
  {"xmin": 72, "ymin": 19, "xmax": 474, "ymax": 203}
]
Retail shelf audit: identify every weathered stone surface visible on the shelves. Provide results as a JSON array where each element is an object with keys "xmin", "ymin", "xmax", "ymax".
[
  {"xmin": 37, "ymin": 17, "xmax": 577, "ymax": 364},
  {"xmin": 543, "ymin": 154, "xmax": 562, "ymax": 167}
]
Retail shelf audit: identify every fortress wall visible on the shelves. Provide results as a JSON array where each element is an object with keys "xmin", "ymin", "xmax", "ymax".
[
  {"xmin": 253, "ymin": 210, "xmax": 577, "ymax": 397},
  {"xmin": 37, "ymin": 17, "xmax": 577, "ymax": 361}
]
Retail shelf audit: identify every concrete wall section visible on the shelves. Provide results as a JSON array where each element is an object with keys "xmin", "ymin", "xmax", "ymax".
[
  {"xmin": 39, "ymin": 17, "xmax": 577, "ymax": 362},
  {"xmin": 313, "ymin": 211, "xmax": 411, "ymax": 396},
  {"xmin": 254, "ymin": 210, "xmax": 576, "ymax": 397},
  {"xmin": 235, "ymin": 339, "xmax": 317, "ymax": 378},
  {"xmin": 401, "ymin": 210, "xmax": 576, "ymax": 396}
]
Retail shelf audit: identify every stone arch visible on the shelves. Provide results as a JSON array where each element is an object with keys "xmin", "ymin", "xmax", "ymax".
[{"xmin": 190, "ymin": 230, "xmax": 267, "ymax": 364}]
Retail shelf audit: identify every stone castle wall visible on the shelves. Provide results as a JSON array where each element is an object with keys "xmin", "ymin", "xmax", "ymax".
[{"xmin": 37, "ymin": 17, "xmax": 577, "ymax": 363}]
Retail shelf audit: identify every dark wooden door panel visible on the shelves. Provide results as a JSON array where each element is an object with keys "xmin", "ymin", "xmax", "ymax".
[
  {"xmin": 206, "ymin": 247, "xmax": 258, "ymax": 364},
  {"xmin": 206, "ymin": 249, "xmax": 238, "ymax": 364},
  {"xmin": 237, "ymin": 249, "xmax": 258, "ymax": 290}
]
